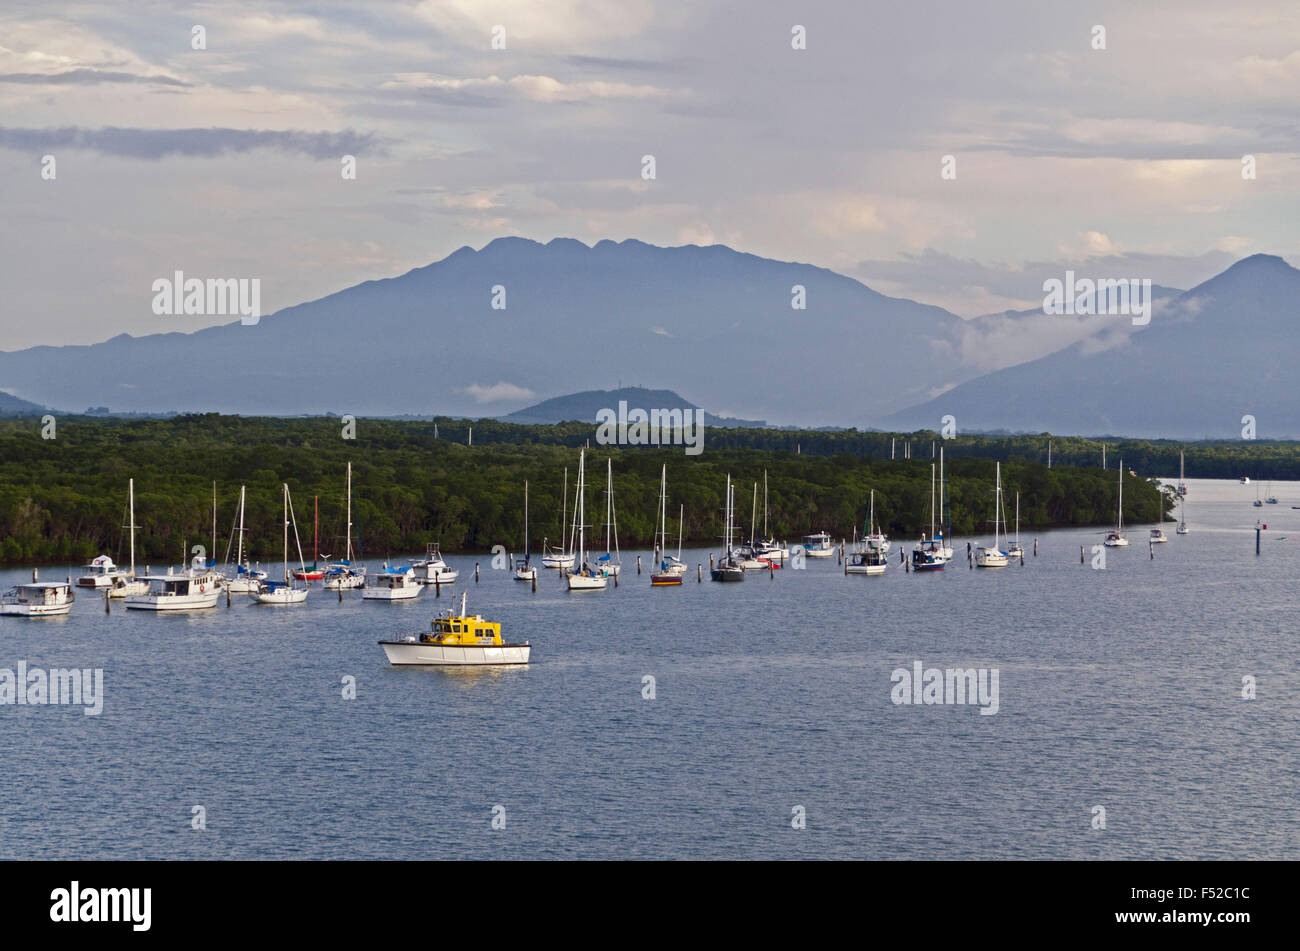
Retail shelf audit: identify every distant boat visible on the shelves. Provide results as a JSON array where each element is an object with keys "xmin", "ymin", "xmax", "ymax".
[
  {"xmin": 863, "ymin": 489, "xmax": 890, "ymax": 555},
  {"xmin": 566, "ymin": 450, "xmax": 608, "ymax": 590},
  {"xmin": 711, "ymin": 475, "xmax": 746, "ymax": 582},
  {"xmin": 1265, "ymin": 482, "xmax": 1278, "ymax": 504},
  {"xmin": 75, "ymin": 554, "xmax": 128, "ymax": 590},
  {"xmin": 913, "ymin": 464, "xmax": 946, "ymax": 571},
  {"xmin": 412, "ymin": 543, "xmax": 458, "ymax": 586},
  {"xmin": 595, "ymin": 458, "xmax": 622, "ymax": 577},
  {"xmin": 363, "ymin": 564, "xmax": 423, "ymax": 600},
  {"xmin": 846, "ymin": 495, "xmax": 888, "ymax": 576},
  {"xmin": 974, "ymin": 462, "xmax": 1011, "ymax": 567},
  {"xmin": 541, "ymin": 466, "xmax": 575, "ymax": 570},
  {"xmin": 1253, "ymin": 481, "xmax": 1263, "ymax": 507},
  {"xmin": 250, "ymin": 484, "xmax": 310, "ymax": 605},
  {"xmin": 1103, "ymin": 462, "xmax": 1130, "ymax": 547},
  {"xmin": 1, "ymin": 573, "xmax": 74, "ymax": 617},
  {"xmin": 291, "ymin": 495, "xmax": 325, "ymax": 580},
  {"xmin": 650, "ymin": 466, "xmax": 686, "ymax": 585},
  {"xmin": 802, "ymin": 531, "xmax": 835, "ymax": 558},
  {"xmin": 1240, "ymin": 476, "xmax": 1250, "ymax": 484},
  {"xmin": 1005, "ymin": 491, "xmax": 1025, "ymax": 560},
  {"xmin": 322, "ymin": 462, "xmax": 366, "ymax": 590},
  {"xmin": 752, "ymin": 470, "xmax": 788, "ymax": 563},
  {"xmin": 108, "ymin": 478, "xmax": 148, "ymax": 597},
  {"xmin": 126, "ymin": 567, "xmax": 222, "ymax": 611},
  {"xmin": 1149, "ymin": 528, "xmax": 1168, "ymax": 544},
  {"xmin": 223, "ymin": 484, "xmax": 267, "ymax": 593},
  {"xmin": 1177, "ymin": 452, "xmax": 1187, "ymax": 497},
  {"xmin": 514, "ymin": 480, "xmax": 537, "ymax": 582}
]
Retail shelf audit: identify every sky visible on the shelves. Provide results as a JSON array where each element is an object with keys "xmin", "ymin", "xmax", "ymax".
[{"xmin": 1, "ymin": 0, "xmax": 1298, "ymax": 352}]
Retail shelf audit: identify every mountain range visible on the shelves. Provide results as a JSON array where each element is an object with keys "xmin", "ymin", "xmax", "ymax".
[{"xmin": 0, "ymin": 238, "xmax": 1296, "ymax": 438}]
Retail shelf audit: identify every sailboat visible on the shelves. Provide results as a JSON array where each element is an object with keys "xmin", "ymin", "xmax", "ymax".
[
  {"xmin": 1104, "ymin": 462, "xmax": 1129, "ymax": 546},
  {"xmin": 1176, "ymin": 492, "xmax": 1190, "ymax": 534},
  {"xmin": 323, "ymin": 462, "xmax": 366, "ymax": 589},
  {"xmin": 108, "ymin": 479, "xmax": 148, "ymax": 597},
  {"xmin": 1177, "ymin": 452, "xmax": 1187, "ymax": 497},
  {"xmin": 514, "ymin": 481, "xmax": 537, "ymax": 581},
  {"xmin": 595, "ymin": 458, "xmax": 622, "ymax": 577},
  {"xmin": 292, "ymin": 496, "xmax": 325, "ymax": 580},
  {"xmin": 934, "ymin": 448, "xmax": 953, "ymax": 561},
  {"xmin": 223, "ymin": 485, "xmax": 268, "ymax": 593},
  {"xmin": 974, "ymin": 463, "xmax": 1011, "ymax": 567},
  {"xmin": 1265, "ymin": 481, "xmax": 1278, "ymax": 504},
  {"xmin": 650, "ymin": 465, "xmax": 687, "ymax": 585},
  {"xmin": 735, "ymin": 482, "xmax": 771, "ymax": 570},
  {"xmin": 846, "ymin": 490, "xmax": 888, "ymax": 575},
  {"xmin": 250, "ymin": 484, "xmax": 310, "ymax": 604},
  {"xmin": 753, "ymin": 470, "xmax": 788, "ymax": 564},
  {"xmin": 1253, "ymin": 480, "xmax": 1263, "ymax": 507},
  {"xmin": 710, "ymin": 475, "xmax": 746, "ymax": 581},
  {"xmin": 1005, "ymin": 491, "xmax": 1025, "ymax": 559},
  {"xmin": 912, "ymin": 464, "xmax": 945, "ymax": 571},
  {"xmin": 566, "ymin": 450, "xmax": 608, "ymax": 591},
  {"xmin": 542, "ymin": 467, "xmax": 575, "ymax": 569}
]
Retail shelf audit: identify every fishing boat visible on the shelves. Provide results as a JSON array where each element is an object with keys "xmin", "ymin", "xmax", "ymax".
[
  {"xmin": 1005, "ymin": 491, "xmax": 1025, "ymax": 559},
  {"xmin": 1177, "ymin": 452, "xmax": 1187, "ymax": 497},
  {"xmin": 1, "ymin": 573, "xmax": 74, "ymax": 617},
  {"xmin": 801, "ymin": 531, "xmax": 835, "ymax": 558},
  {"xmin": 379, "ymin": 592, "xmax": 530, "ymax": 666},
  {"xmin": 1103, "ymin": 462, "xmax": 1130, "ymax": 547},
  {"xmin": 323, "ymin": 462, "xmax": 367, "ymax": 590},
  {"xmin": 651, "ymin": 468, "xmax": 688, "ymax": 585},
  {"xmin": 362, "ymin": 564, "xmax": 423, "ymax": 600},
  {"xmin": 291, "ymin": 496, "xmax": 325, "ymax": 580},
  {"xmin": 412, "ymin": 543, "xmax": 458, "ymax": 586},
  {"xmin": 75, "ymin": 554, "xmax": 129, "ymax": 590},
  {"xmin": 974, "ymin": 462, "xmax": 1011, "ymax": 567},
  {"xmin": 108, "ymin": 478, "xmax": 148, "ymax": 597},
  {"xmin": 541, "ymin": 467, "xmax": 575, "ymax": 570},
  {"xmin": 566, "ymin": 450, "xmax": 608, "ymax": 591},
  {"xmin": 125, "ymin": 567, "xmax": 223, "ymax": 611},
  {"xmin": 594, "ymin": 458, "xmax": 622, "ymax": 577},
  {"xmin": 249, "ymin": 484, "xmax": 310, "ymax": 605},
  {"xmin": 711, "ymin": 475, "xmax": 746, "ymax": 582},
  {"xmin": 912, "ymin": 464, "xmax": 946, "ymax": 571},
  {"xmin": 1149, "ymin": 528, "xmax": 1168, "ymax": 544},
  {"xmin": 514, "ymin": 480, "xmax": 536, "ymax": 582}
]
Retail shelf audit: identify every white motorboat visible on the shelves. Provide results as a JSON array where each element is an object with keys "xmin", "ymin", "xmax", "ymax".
[
  {"xmin": 1149, "ymin": 528, "xmax": 1168, "ymax": 544},
  {"xmin": 802, "ymin": 531, "xmax": 835, "ymax": 558},
  {"xmin": 76, "ymin": 554, "xmax": 129, "ymax": 589},
  {"xmin": 379, "ymin": 592, "xmax": 530, "ymax": 666},
  {"xmin": 845, "ymin": 547, "xmax": 887, "ymax": 575},
  {"xmin": 974, "ymin": 462, "xmax": 1011, "ymax": 568},
  {"xmin": 125, "ymin": 568, "xmax": 222, "ymax": 611},
  {"xmin": 250, "ymin": 484, "xmax": 310, "ymax": 605},
  {"xmin": 412, "ymin": 543, "xmax": 458, "ymax": 585},
  {"xmin": 566, "ymin": 450, "xmax": 608, "ymax": 591},
  {"xmin": 363, "ymin": 565, "xmax": 423, "ymax": 600},
  {"xmin": 1103, "ymin": 462, "xmax": 1129, "ymax": 547},
  {"xmin": 1, "ymin": 574, "xmax": 74, "ymax": 616}
]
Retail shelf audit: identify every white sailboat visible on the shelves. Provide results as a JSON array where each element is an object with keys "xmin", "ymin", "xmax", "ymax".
[
  {"xmin": 847, "ymin": 491, "xmax": 888, "ymax": 575},
  {"xmin": 1005, "ymin": 491, "xmax": 1025, "ymax": 559},
  {"xmin": 595, "ymin": 458, "xmax": 622, "ymax": 577},
  {"xmin": 1104, "ymin": 462, "xmax": 1129, "ymax": 546},
  {"xmin": 249, "ymin": 484, "xmax": 310, "ymax": 605},
  {"xmin": 974, "ymin": 463, "xmax": 1010, "ymax": 567},
  {"xmin": 650, "ymin": 465, "xmax": 687, "ymax": 584},
  {"xmin": 753, "ymin": 470, "xmax": 788, "ymax": 563},
  {"xmin": 912, "ymin": 463, "xmax": 946, "ymax": 570},
  {"xmin": 934, "ymin": 448, "xmax": 953, "ymax": 561},
  {"xmin": 566, "ymin": 450, "xmax": 608, "ymax": 590},
  {"xmin": 323, "ymin": 462, "xmax": 367, "ymax": 589},
  {"xmin": 223, "ymin": 485, "xmax": 267, "ymax": 593},
  {"xmin": 108, "ymin": 478, "xmax": 148, "ymax": 597},
  {"xmin": 514, "ymin": 480, "xmax": 537, "ymax": 581},
  {"xmin": 711, "ymin": 475, "xmax": 746, "ymax": 581},
  {"xmin": 542, "ymin": 467, "xmax": 575, "ymax": 569},
  {"xmin": 864, "ymin": 489, "xmax": 890, "ymax": 554}
]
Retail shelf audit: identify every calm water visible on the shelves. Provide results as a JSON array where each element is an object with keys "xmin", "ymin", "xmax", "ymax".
[{"xmin": 1, "ymin": 477, "xmax": 1296, "ymax": 859}]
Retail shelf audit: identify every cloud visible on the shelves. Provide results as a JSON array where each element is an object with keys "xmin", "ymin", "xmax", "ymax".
[
  {"xmin": 0, "ymin": 69, "xmax": 189, "ymax": 86},
  {"xmin": 464, "ymin": 382, "xmax": 536, "ymax": 403},
  {"xmin": 380, "ymin": 73, "xmax": 676, "ymax": 104},
  {"xmin": 0, "ymin": 126, "xmax": 383, "ymax": 159}
]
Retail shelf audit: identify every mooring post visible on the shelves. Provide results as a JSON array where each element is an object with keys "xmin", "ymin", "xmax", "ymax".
[
  {"xmin": 475, "ymin": 562, "xmax": 480, "ymax": 583},
  {"xmin": 637, "ymin": 555, "xmax": 642, "ymax": 575},
  {"xmin": 697, "ymin": 564, "xmax": 702, "ymax": 583}
]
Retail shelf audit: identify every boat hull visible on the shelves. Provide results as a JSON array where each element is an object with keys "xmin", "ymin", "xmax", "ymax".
[
  {"xmin": 566, "ymin": 573, "xmax": 608, "ymax": 591},
  {"xmin": 803, "ymin": 548, "xmax": 835, "ymax": 559},
  {"xmin": 380, "ymin": 640, "xmax": 530, "ymax": 666},
  {"xmin": 250, "ymin": 588, "xmax": 309, "ymax": 605},
  {"xmin": 973, "ymin": 548, "xmax": 1008, "ymax": 568},
  {"xmin": 845, "ymin": 564, "xmax": 886, "ymax": 575},
  {"xmin": 710, "ymin": 567, "xmax": 745, "ymax": 582},
  {"xmin": 125, "ymin": 592, "xmax": 221, "ymax": 611},
  {"xmin": 0, "ymin": 603, "xmax": 72, "ymax": 616},
  {"xmin": 362, "ymin": 587, "xmax": 422, "ymax": 600},
  {"xmin": 650, "ymin": 574, "xmax": 683, "ymax": 585}
]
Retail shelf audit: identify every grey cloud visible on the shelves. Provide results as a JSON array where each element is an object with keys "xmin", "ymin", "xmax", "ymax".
[
  {"xmin": 0, "ymin": 126, "xmax": 384, "ymax": 159},
  {"xmin": 0, "ymin": 69, "xmax": 189, "ymax": 86}
]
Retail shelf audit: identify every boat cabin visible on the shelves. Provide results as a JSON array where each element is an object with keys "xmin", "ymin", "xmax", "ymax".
[
  {"xmin": 3, "ymin": 582, "xmax": 74, "ymax": 606},
  {"xmin": 419, "ymin": 612, "xmax": 503, "ymax": 646}
]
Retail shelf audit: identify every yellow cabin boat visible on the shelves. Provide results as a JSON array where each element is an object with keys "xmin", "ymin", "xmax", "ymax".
[{"xmin": 379, "ymin": 592, "xmax": 530, "ymax": 666}]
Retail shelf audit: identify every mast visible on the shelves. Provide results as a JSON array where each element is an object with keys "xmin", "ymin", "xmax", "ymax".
[
  {"xmin": 282, "ymin": 484, "xmax": 289, "ymax": 584},
  {"xmin": 994, "ymin": 463, "xmax": 1003, "ymax": 550},
  {"xmin": 211, "ymin": 481, "xmax": 217, "ymax": 571},
  {"xmin": 763, "ymin": 470, "xmax": 769, "ymax": 539},
  {"xmin": 577, "ymin": 452, "xmax": 586, "ymax": 567},
  {"xmin": 128, "ymin": 478, "xmax": 136, "ymax": 578},
  {"xmin": 345, "ymin": 462, "xmax": 353, "ymax": 562},
  {"xmin": 286, "ymin": 484, "xmax": 308, "ymax": 577},
  {"xmin": 237, "ymin": 485, "xmax": 246, "ymax": 568},
  {"xmin": 750, "ymin": 482, "xmax": 758, "ymax": 547},
  {"xmin": 561, "ymin": 467, "xmax": 569, "ymax": 556},
  {"xmin": 1117, "ymin": 462, "xmax": 1124, "ymax": 533},
  {"xmin": 869, "ymin": 489, "xmax": 875, "ymax": 536},
  {"xmin": 1015, "ymin": 492, "xmax": 1021, "ymax": 547},
  {"xmin": 313, "ymin": 495, "xmax": 319, "ymax": 564},
  {"xmin": 930, "ymin": 464, "xmax": 936, "ymax": 541},
  {"xmin": 677, "ymin": 503, "xmax": 684, "ymax": 560},
  {"xmin": 523, "ymin": 480, "xmax": 530, "ymax": 563}
]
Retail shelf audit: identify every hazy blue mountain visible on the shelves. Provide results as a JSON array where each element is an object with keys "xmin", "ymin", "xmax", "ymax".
[
  {"xmin": 504, "ymin": 386, "xmax": 764, "ymax": 427},
  {"xmin": 882, "ymin": 255, "xmax": 1300, "ymax": 438},
  {"xmin": 0, "ymin": 391, "xmax": 45, "ymax": 415},
  {"xmin": 0, "ymin": 238, "xmax": 972, "ymax": 426}
]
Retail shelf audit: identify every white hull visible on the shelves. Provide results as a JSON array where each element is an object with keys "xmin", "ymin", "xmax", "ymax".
[
  {"xmin": 566, "ymin": 572, "xmax": 608, "ymax": 591},
  {"xmin": 125, "ymin": 591, "xmax": 220, "ymax": 611},
  {"xmin": 974, "ymin": 547, "xmax": 1009, "ymax": 568},
  {"xmin": 76, "ymin": 575, "xmax": 126, "ymax": 589},
  {"xmin": 0, "ymin": 603, "xmax": 71, "ymax": 616},
  {"xmin": 1104, "ymin": 537, "xmax": 1129, "ymax": 547},
  {"xmin": 362, "ymin": 586, "xmax": 422, "ymax": 600},
  {"xmin": 845, "ymin": 563, "xmax": 886, "ymax": 575},
  {"xmin": 595, "ymin": 562, "xmax": 620, "ymax": 576},
  {"xmin": 1149, "ymin": 533, "xmax": 1168, "ymax": 544},
  {"xmin": 513, "ymin": 567, "xmax": 537, "ymax": 581},
  {"xmin": 803, "ymin": 548, "xmax": 835, "ymax": 559},
  {"xmin": 380, "ymin": 641, "xmax": 530, "ymax": 666},
  {"xmin": 107, "ymin": 579, "xmax": 149, "ymax": 598},
  {"xmin": 322, "ymin": 574, "xmax": 365, "ymax": 590},
  {"xmin": 416, "ymin": 569, "xmax": 458, "ymax": 585},
  {"xmin": 250, "ymin": 587, "xmax": 309, "ymax": 605},
  {"xmin": 224, "ymin": 578, "xmax": 261, "ymax": 593},
  {"xmin": 541, "ymin": 554, "xmax": 574, "ymax": 569},
  {"xmin": 1176, "ymin": 526, "xmax": 1190, "ymax": 535}
]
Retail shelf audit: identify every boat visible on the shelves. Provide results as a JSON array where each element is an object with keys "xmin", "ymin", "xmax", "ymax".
[
  {"xmin": 514, "ymin": 480, "xmax": 537, "ymax": 582},
  {"xmin": 379, "ymin": 591, "xmax": 530, "ymax": 666},
  {"xmin": 322, "ymin": 462, "xmax": 367, "ymax": 589},
  {"xmin": 1240, "ymin": 476, "xmax": 1250, "ymax": 484},
  {"xmin": 1005, "ymin": 491, "xmax": 1025, "ymax": 560},
  {"xmin": 566, "ymin": 450, "xmax": 608, "ymax": 590},
  {"xmin": 1, "ymin": 573, "xmax": 74, "ymax": 616},
  {"xmin": 845, "ymin": 547, "xmax": 888, "ymax": 575},
  {"xmin": 125, "ymin": 567, "xmax": 223, "ymax": 611},
  {"xmin": 863, "ymin": 489, "xmax": 890, "ymax": 554},
  {"xmin": 412, "ymin": 543, "xmax": 458, "ymax": 586},
  {"xmin": 711, "ymin": 474, "xmax": 746, "ymax": 582},
  {"xmin": 933, "ymin": 448, "xmax": 954, "ymax": 561},
  {"xmin": 75, "ymin": 554, "xmax": 129, "ymax": 590},
  {"xmin": 912, "ymin": 464, "xmax": 946, "ymax": 571},
  {"xmin": 362, "ymin": 564, "xmax": 423, "ymax": 600},
  {"xmin": 291, "ymin": 496, "xmax": 325, "ymax": 580},
  {"xmin": 1177, "ymin": 452, "xmax": 1187, "ymax": 497},
  {"xmin": 1103, "ymin": 462, "xmax": 1129, "ymax": 547},
  {"xmin": 974, "ymin": 462, "xmax": 1011, "ymax": 567},
  {"xmin": 594, "ymin": 458, "xmax": 622, "ymax": 577},
  {"xmin": 108, "ymin": 478, "xmax": 148, "ymax": 597},
  {"xmin": 650, "ymin": 465, "xmax": 687, "ymax": 585},
  {"xmin": 1265, "ymin": 482, "xmax": 1278, "ymax": 504},
  {"xmin": 1149, "ymin": 528, "xmax": 1168, "ymax": 544},
  {"xmin": 752, "ymin": 471, "xmax": 788, "ymax": 563},
  {"xmin": 1176, "ymin": 492, "xmax": 1190, "ymax": 535},
  {"xmin": 1253, "ymin": 481, "xmax": 1263, "ymax": 507},
  {"xmin": 249, "ymin": 484, "xmax": 310, "ymax": 605},
  {"xmin": 801, "ymin": 531, "xmax": 835, "ymax": 558},
  {"xmin": 222, "ymin": 485, "xmax": 268, "ymax": 593},
  {"xmin": 541, "ymin": 467, "xmax": 575, "ymax": 570}
]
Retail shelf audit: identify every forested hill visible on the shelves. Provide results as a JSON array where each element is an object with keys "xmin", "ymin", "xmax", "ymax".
[{"xmin": 0, "ymin": 414, "xmax": 1176, "ymax": 566}]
